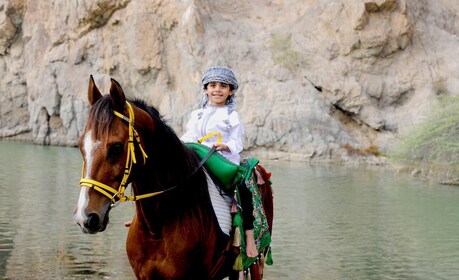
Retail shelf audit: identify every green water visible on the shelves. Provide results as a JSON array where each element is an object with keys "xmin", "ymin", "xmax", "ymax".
[{"xmin": 1, "ymin": 142, "xmax": 459, "ymax": 279}]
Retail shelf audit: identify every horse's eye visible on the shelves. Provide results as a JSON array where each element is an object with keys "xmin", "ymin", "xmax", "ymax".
[{"xmin": 108, "ymin": 142, "xmax": 124, "ymax": 161}]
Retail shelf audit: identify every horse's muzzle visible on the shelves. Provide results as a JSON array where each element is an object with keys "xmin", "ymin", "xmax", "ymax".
[{"xmin": 75, "ymin": 210, "xmax": 110, "ymax": 234}]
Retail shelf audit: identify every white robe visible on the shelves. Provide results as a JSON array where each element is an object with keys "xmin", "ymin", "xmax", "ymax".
[{"xmin": 181, "ymin": 106, "xmax": 244, "ymax": 164}]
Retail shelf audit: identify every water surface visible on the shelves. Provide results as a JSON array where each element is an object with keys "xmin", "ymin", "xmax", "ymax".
[{"xmin": 1, "ymin": 142, "xmax": 459, "ymax": 279}]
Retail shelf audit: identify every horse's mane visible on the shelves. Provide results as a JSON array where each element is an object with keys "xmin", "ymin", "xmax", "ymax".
[
  {"xmin": 87, "ymin": 96, "xmax": 114, "ymax": 139},
  {"xmin": 130, "ymin": 98, "xmax": 199, "ymax": 176},
  {"xmin": 131, "ymin": 98, "xmax": 184, "ymax": 155}
]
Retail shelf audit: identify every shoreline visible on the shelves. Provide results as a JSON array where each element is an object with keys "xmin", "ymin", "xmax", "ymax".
[{"xmin": 2, "ymin": 138, "xmax": 457, "ymax": 186}]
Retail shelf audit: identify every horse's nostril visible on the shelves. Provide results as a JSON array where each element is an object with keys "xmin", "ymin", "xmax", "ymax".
[{"xmin": 84, "ymin": 213, "xmax": 100, "ymax": 231}]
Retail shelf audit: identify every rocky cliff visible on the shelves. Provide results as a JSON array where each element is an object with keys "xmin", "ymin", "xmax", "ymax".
[{"xmin": 0, "ymin": 0, "xmax": 458, "ymax": 162}]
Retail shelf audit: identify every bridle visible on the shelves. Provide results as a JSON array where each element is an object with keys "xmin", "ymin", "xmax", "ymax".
[
  {"xmin": 79, "ymin": 101, "xmax": 222, "ymax": 208},
  {"xmin": 80, "ymin": 101, "xmax": 164, "ymax": 207}
]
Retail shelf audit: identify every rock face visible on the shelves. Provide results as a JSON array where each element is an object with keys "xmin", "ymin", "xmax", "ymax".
[{"xmin": 0, "ymin": 0, "xmax": 458, "ymax": 162}]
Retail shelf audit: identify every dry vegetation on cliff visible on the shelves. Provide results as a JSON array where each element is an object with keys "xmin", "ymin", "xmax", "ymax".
[{"xmin": 390, "ymin": 95, "xmax": 459, "ymax": 184}]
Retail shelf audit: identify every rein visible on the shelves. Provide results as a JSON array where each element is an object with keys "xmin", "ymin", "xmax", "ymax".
[{"xmin": 79, "ymin": 101, "xmax": 221, "ymax": 208}]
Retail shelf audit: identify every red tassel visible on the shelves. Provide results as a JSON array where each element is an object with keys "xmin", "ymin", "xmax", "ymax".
[
  {"xmin": 257, "ymin": 164, "xmax": 272, "ymax": 180},
  {"xmin": 254, "ymin": 169, "xmax": 265, "ymax": 185}
]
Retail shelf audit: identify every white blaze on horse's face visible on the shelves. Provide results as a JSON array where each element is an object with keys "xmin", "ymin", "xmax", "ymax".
[
  {"xmin": 83, "ymin": 130, "xmax": 101, "ymax": 179},
  {"xmin": 74, "ymin": 130, "xmax": 101, "ymax": 226}
]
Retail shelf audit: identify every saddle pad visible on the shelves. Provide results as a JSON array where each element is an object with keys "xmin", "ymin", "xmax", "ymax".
[{"xmin": 205, "ymin": 171, "xmax": 232, "ymax": 236}]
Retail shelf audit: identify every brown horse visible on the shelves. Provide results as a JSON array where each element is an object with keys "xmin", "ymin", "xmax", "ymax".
[{"xmin": 73, "ymin": 76, "xmax": 273, "ymax": 280}]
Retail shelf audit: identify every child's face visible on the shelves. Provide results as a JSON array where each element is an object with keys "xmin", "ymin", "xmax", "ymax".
[{"xmin": 205, "ymin": 82, "xmax": 233, "ymax": 107}]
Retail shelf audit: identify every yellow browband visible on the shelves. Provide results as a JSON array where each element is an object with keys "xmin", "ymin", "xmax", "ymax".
[{"xmin": 79, "ymin": 100, "xmax": 223, "ymax": 207}]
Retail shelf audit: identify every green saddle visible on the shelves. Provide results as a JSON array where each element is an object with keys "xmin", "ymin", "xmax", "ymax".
[{"xmin": 185, "ymin": 142, "xmax": 247, "ymax": 192}]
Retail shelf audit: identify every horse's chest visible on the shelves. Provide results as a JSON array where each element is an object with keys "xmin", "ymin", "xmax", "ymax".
[{"xmin": 126, "ymin": 229, "xmax": 199, "ymax": 279}]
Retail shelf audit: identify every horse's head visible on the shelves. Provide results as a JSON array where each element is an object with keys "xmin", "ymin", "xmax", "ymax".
[{"xmin": 74, "ymin": 76, "xmax": 151, "ymax": 234}]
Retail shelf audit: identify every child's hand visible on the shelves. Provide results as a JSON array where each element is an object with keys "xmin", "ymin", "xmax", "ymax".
[{"xmin": 213, "ymin": 143, "xmax": 229, "ymax": 152}]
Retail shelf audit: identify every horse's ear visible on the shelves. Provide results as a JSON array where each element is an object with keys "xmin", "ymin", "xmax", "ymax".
[
  {"xmin": 109, "ymin": 78, "xmax": 126, "ymax": 111},
  {"xmin": 88, "ymin": 75, "xmax": 102, "ymax": 106}
]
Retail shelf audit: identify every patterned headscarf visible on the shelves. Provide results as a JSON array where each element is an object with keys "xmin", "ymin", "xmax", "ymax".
[
  {"xmin": 200, "ymin": 66, "xmax": 239, "ymax": 113},
  {"xmin": 201, "ymin": 66, "xmax": 239, "ymax": 92}
]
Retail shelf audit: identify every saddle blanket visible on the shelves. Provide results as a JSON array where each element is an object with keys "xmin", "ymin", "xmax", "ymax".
[{"xmin": 206, "ymin": 171, "xmax": 232, "ymax": 235}]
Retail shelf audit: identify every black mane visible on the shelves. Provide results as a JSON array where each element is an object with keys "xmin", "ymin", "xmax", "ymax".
[
  {"xmin": 130, "ymin": 98, "xmax": 195, "ymax": 170},
  {"xmin": 131, "ymin": 98, "xmax": 183, "ymax": 150}
]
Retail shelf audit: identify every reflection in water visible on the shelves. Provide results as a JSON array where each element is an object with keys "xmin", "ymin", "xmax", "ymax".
[{"xmin": 1, "ymin": 142, "xmax": 459, "ymax": 279}]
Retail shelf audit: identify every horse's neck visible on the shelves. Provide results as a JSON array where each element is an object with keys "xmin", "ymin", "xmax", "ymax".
[{"xmin": 132, "ymin": 153, "xmax": 214, "ymax": 237}]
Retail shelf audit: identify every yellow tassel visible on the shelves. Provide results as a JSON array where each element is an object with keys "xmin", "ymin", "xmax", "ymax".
[
  {"xmin": 233, "ymin": 226, "xmax": 241, "ymax": 247},
  {"xmin": 233, "ymin": 253, "xmax": 243, "ymax": 271}
]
